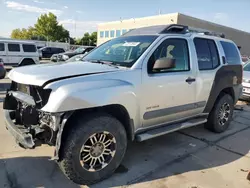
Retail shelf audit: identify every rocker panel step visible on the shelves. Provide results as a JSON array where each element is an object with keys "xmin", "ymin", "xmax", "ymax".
[{"xmin": 136, "ymin": 118, "xmax": 207, "ymax": 142}]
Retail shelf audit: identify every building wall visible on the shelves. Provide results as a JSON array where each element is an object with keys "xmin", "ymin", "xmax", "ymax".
[
  {"xmin": 97, "ymin": 13, "xmax": 178, "ymax": 45},
  {"xmin": 97, "ymin": 13, "xmax": 250, "ymax": 56},
  {"xmin": 177, "ymin": 13, "xmax": 250, "ymax": 56}
]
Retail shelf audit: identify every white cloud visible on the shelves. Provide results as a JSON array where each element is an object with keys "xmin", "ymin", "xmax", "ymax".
[
  {"xmin": 76, "ymin": 10, "xmax": 83, "ymax": 14},
  {"xmin": 59, "ymin": 19, "xmax": 101, "ymax": 37},
  {"xmin": 5, "ymin": 1, "xmax": 62, "ymax": 15},
  {"xmin": 33, "ymin": 0, "xmax": 44, "ymax": 3},
  {"xmin": 63, "ymin": 6, "xmax": 68, "ymax": 9}
]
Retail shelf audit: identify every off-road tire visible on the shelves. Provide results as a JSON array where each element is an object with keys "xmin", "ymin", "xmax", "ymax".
[
  {"xmin": 205, "ymin": 93, "xmax": 234, "ymax": 133},
  {"xmin": 58, "ymin": 113, "xmax": 127, "ymax": 185}
]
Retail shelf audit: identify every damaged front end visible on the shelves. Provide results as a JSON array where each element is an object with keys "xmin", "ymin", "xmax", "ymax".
[{"xmin": 3, "ymin": 82, "xmax": 63, "ymax": 149}]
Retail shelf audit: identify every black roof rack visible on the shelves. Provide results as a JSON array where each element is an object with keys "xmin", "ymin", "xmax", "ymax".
[{"xmin": 123, "ymin": 24, "xmax": 225, "ymax": 38}]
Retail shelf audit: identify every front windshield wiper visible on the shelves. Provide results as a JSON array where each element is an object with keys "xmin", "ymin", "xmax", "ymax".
[{"xmin": 86, "ymin": 59, "xmax": 121, "ymax": 68}]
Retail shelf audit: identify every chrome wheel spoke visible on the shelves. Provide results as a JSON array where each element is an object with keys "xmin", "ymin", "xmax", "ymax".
[
  {"xmin": 98, "ymin": 155, "xmax": 105, "ymax": 164},
  {"xmin": 82, "ymin": 145, "xmax": 91, "ymax": 152},
  {"xmin": 103, "ymin": 149, "xmax": 111, "ymax": 155},
  {"xmin": 79, "ymin": 131, "xmax": 116, "ymax": 172},
  {"xmin": 90, "ymin": 135, "xmax": 98, "ymax": 145},
  {"xmin": 99, "ymin": 134, "xmax": 106, "ymax": 142},
  {"xmin": 83, "ymin": 154, "xmax": 91, "ymax": 162},
  {"xmin": 90, "ymin": 158, "xmax": 97, "ymax": 167},
  {"xmin": 104, "ymin": 139, "xmax": 112, "ymax": 147}
]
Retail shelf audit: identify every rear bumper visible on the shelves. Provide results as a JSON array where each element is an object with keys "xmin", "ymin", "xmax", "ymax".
[{"xmin": 4, "ymin": 110, "xmax": 35, "ymax": 149}]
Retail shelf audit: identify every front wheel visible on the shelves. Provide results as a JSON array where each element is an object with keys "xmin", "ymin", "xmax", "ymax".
[
  {"xmin": 58, "ymin": 113, "xmax": 127, "ymax": 185},
  {"xmin": 205, "ymin": 93, "xmax": 234, "ymax": 133}
]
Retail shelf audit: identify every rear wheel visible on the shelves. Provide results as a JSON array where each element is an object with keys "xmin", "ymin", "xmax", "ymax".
[
  {"xmin": 205, "ymin": 93, "xmax": 234, "ymax": 133},
  {"xmin": 58, "ymin": 113, "xmax": 127, "ymax": 185},
  {"xmin": 19, "ymin": 59, "xmax": 35, "ymax": 66}
]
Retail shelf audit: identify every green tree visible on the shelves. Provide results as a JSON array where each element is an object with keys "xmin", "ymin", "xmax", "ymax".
[
  {"xmin": 35, "ymin": 12, "xmax": 69, "ymax": 42},
  {"xmin": 11, "ymin": 12, "xmax": 69, "ymax": 42},
  {"xmin": 76, "ymin": 32, "xmax": 97, "ymax": 46},
  {"xmin": 11, "ymin": 29, "xmax": 23, "ymax": 39},
  {"xmin": 90, "ymin": 32, "xmax": 97, "ymax": 45}
]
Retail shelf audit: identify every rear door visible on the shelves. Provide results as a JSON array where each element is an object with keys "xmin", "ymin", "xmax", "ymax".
[
  {"xmin": 192, "ymin": 37, "xmax": 221, "ymax": 112},
  {"xmin": 22, "ymin": 44, "xmax": 39, "ymax": 63},
  {"xmin": 7, "ymin": 43, "xmax": 21, "ymax": 65},
  {"xmin": 0, "ymin": 42, "xmax": 8, "ymax": 64}
]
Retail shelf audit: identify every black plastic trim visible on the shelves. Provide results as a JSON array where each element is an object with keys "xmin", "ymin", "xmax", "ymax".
[
  {"xmin": 143, "ymin": 101, "xmax": 206, "ymax": 120},
  {"xmin": 203, "ymin": 64, "xmax": 242, "ymax": 113}
]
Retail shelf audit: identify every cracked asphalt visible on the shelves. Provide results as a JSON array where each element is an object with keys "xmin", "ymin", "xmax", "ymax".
[{"xmin": 0, "ymin": 98, "xmax": 250, "ymax": 188}]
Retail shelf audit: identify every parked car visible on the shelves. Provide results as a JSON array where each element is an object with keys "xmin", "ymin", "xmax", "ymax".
[
  {"xmin": 38, "ymin": 47, "xmax": 65, "ymax": 59},
  {"xmin": 0, "ymin": 40, "xmax": 39, "ymax": 66},
  {"xmin": 3, "ymin": 24, "xmax": 243, "ymax": 185},
  {"xmin": 50, "ymin": 46, "xmax": 95, "ymax": 62},
  {"xmin": 241, "ymin": 62, "xmax": 250, "ymax": 99},
  {"xmin": 242, "ymin": 56, "xmax": 249, "ymax": 65},
  {"xmin": 0, "ymin": 58, "xmax": 6, "ymax": 79},
  {"xmin": 66, "ymin": 54, "xmax": 85, "ymax": 62}
]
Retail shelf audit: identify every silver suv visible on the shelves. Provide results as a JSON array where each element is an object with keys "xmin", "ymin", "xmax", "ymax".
[{"xmin": 3, "ymin": 24, "xmax": 243, "ymax": 185}]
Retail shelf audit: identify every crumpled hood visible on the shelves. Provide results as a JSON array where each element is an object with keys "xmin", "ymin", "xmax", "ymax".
[{"xmin": 8, "ymin": 61, "xmax": 120, "ymax": 86}]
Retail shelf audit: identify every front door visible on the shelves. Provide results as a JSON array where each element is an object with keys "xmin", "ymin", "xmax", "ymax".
[
  {"xmin": 141, "ymin": 37, "xmax": 200, "ymax": 127},
  {"xmin": 7, "ymin": 43, "xmax": 22, "ymax": 65},
  {"xmin": 0, "ymin": 43, "xmax": 8, "ymax": 64}
]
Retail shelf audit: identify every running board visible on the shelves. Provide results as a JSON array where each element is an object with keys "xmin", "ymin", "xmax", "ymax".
[{"xmin": 136, "ymin": 118, "xmax": 207, "ymax": 142}]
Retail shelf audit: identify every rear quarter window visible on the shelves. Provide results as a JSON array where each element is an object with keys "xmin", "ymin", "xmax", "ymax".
[
  {"xmin": 0, "ymin": 43, "xmax": 5, "ymax": 51},
  {"xmin": 220, "ymin": 41, "xmax": 241, "ymax": 64},
  {"xmin": 23, "ymin": 44, "xmax": 37, "ymax": 52},
  {"xmin": 8, "ymin": 43, "xmax": 20, "ymax": 52}
]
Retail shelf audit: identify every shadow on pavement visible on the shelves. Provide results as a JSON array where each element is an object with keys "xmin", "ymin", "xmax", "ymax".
[{"xmin": 0, "ymin": 157, "xmax": 80, "ymax": 188}]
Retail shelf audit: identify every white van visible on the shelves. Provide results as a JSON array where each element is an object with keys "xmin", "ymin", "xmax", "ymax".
[{"xmin": 0, "ymin": 40, "xmax": 39, "ymax": 66}]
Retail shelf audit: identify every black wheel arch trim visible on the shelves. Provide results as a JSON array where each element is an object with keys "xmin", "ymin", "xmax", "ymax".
[
  {"xmin": 53, "ymin": 106, "xmax": 135, "ymax": 161},
  {"xmin": 203, "ymin": 64, "xmax": 242, "ymax": 113}
]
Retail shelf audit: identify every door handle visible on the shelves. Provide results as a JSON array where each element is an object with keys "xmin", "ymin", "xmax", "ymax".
[{"xmin": 186, "ymin": 77, "xmax": 196, "ymax": 84}]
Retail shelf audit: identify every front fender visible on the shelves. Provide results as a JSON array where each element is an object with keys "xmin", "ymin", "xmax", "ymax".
[{"xmin": 41, "ymin": 79, "xmax": 140, "ymax": 123}]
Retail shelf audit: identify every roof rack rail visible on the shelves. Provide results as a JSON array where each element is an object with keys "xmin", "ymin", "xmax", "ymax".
[
  {"xmin": 159, "ymin": 24, "xmax": 188, "ymax": 34},
  {"xmin": 186, "ymin": 26, "xmax": 225, "ymax": 38},
  {"xmin": 123, "ymin": 24, "xmax": 225, "ymax": 38}
]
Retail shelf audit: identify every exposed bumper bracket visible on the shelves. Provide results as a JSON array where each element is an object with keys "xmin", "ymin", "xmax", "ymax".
[{"xmin": 4, "ymin": 110, "xmax": 35, "ymax": 149}]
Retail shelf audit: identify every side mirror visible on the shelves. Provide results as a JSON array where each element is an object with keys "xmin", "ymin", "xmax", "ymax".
[{"xmin": 153, "ymin": 57, "xmax": 176, "ymax": 71}]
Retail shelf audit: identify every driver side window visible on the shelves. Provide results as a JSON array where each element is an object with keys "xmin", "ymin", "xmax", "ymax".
[{"xmin": 148, "ymin": 38, "xmax": 190, "ymax": 73}]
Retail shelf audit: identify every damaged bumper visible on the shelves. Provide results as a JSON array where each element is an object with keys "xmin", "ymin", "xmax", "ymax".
[{"xmin": 4, "ymin": 110, "xmax": 35, "ymax": 149}]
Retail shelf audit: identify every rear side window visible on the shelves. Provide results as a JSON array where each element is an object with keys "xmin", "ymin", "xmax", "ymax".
[
  {"xmin": 23, "ymin": 44, "xmax": 37, "ymax": 52},
  {"xmin": 8, "ymin": 43, "xmax": 20, "ymax": 52},
  {"xmin": 0, "ymin": 43, "xmax": 4, "ymax": 51},
  {"xmin": 194, "ymin": 38, "xmax": 220, "ymax": 70},
  {"xmin": 220, "ymin": 41, "xmax": 241, "ymax": 64},
  {"xmin": 59, "ymin": 48, "xmax": 65, "ymax": 53}
]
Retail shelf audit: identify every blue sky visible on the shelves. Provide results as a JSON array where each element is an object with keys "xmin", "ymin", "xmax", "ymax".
[{"xmin": 1, "ymin": 0, "xmax": 250, "ymax": 38}]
